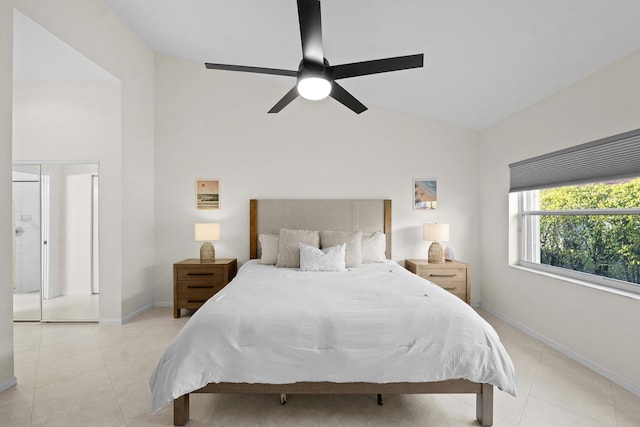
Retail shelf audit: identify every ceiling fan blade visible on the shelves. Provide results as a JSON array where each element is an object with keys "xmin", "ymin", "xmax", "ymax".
[
  {"xmin": 329, "ymin": 54, "xmax": 424, "ymax": 80},
  {"xmin": 330, "ymin": 82, "xmax": 367, "ymax": 114},
  {"xmin": 205, "ymin": 63, "xmax": 297, "ymax": 77},
  {"xmin": 268, "ymin": 86, "xmax": 299, "ymax": 113},
  {"xmin": 297, "ymin": 0, "xmax": 324, "ymax": 64}
]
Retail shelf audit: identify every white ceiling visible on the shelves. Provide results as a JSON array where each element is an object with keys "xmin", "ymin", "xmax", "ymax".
[
  {"xmin": 18, "ymin": 1, "xmax": 640, "ymax": 129},
  {"xmin": 13, "ymin": 10, "xmax": 116, "ymax": 83}
]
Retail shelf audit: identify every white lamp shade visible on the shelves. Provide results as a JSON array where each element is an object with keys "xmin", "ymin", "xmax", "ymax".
[
  {"xmin": 195, "ymin": 223, "xmax": 220, "ymax": 241},
  {"xmin": 423, "ymin": 223, "xmax": 449, "ymax": 242}
]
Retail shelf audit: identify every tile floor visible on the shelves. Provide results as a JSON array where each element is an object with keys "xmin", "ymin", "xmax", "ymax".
[
  {"xmin": 1, "ymin": 307, "xmax": 639, "ymax": 426},
  {"xmin": 13, "ymin": 293, "xmax": 99, "ymax": 321}
]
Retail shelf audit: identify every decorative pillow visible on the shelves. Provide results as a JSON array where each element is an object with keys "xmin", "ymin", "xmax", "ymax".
[
  {"xmin": 258, "ymin": 233, "xmax": 279, "ymax": 265},
  {"xmin": 361, "ymin": 231, "xmax": 386, "ymax": 263},
  {"xmin": 320, "ymin": 230, "xmax": 362, "ymax": 268},
  {"xmin": 299, "ymin": 242, "xmax": 346, "ymax": 271},
  {"xmin": 276, "ymin": 229, "xmax": 320, "ymax": 268}
]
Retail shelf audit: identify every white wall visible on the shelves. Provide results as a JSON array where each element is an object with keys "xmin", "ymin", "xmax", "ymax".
[
  {"xmin": 0, "ymin": 1, "xmax": 16, "ymax": 393},
  {"xmin": 153, "ymin": 54, "xmax": 481, "ymax": 305},
  {"xmin": 478, "ymin": 48, "xmax": 640, "ymax": 393}
]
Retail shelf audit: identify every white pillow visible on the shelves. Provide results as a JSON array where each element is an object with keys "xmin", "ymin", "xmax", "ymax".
[
  {"xmin": 299, "ymin": 242, "xmax": 346, "ymax": 271},
  {"xmin": 276, "ymin": 229, "xmax": 320, "ymax": 268},
  {"xmin": 361, "ymin": 231, "xmax": 386, "ymax": 263},
  {"xmin": 258, "ymin": 233, "xmax": 279, "ymax": 265},
  {"xmin": 320, "ymin": 230, "xmax": 362, "ymax": 268}
]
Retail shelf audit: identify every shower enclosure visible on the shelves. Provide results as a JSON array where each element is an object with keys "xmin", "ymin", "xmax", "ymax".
[{"xmin": 12, "ymin": 162, "xmax": 99, "ymax": 322}]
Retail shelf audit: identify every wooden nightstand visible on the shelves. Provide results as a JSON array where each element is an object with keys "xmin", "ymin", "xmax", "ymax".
[
  {"xmin": 405, "ymin": 259, "xmax": 470, "ymax": 304},
  {"xmin": 173, "ymin": 258, "xmax": 237, "ymax": 318}
]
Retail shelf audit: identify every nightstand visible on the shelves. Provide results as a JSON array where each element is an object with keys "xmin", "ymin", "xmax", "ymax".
[
  {"xmin": 173, "ymin": 258, "xmax": 237, "ymax": 318},
  {"xmin": 404, "ymin": 259, "xmax": 470, "ymax": 304}
]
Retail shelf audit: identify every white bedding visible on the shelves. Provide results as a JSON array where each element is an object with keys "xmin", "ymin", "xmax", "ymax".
[{"xmin": 150, "ymin": 260, "xmax": 516, "ymax": 413}]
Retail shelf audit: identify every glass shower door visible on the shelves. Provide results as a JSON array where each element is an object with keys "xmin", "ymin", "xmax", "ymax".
[{"xmin": 12, "ymin": 165, "xmax": 42, "ymax": 321}]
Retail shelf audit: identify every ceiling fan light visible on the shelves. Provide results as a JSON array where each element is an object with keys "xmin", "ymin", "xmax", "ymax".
[{"xmin": 297, "ymin": 77, "xmax": 332, "ymax": 100}]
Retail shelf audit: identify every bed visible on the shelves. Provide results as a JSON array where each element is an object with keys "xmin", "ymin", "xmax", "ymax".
[{"xmin": 150, "ymin": 199, "xmax": 516, "ymax": 426}]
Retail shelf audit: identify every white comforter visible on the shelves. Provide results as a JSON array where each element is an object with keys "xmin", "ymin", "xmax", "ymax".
[{"xmin": 150, "ymin": 260, "xmax": 516, "ymax": 413}]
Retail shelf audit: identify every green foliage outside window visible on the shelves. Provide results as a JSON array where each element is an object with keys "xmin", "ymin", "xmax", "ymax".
[{"xmin": 539, "ymin": 178, "xmax": 640, "ymax": 285}]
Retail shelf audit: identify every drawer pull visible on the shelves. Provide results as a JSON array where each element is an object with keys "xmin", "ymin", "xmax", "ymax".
[
  {"xmin": 429, "ymin": 274, "xmax": 457, "ymax": 278},
  {"xmin": 187, "ymin": 299, "xmax": 207, "ymax": 303},
  {"xmin": 443, "ymin": 287, "xmax": 457, "ymax": 291},
  {"xmin": 187, "ymin": 285, "xmax": 214, "ymax": 289},
  {"xmin": 187, "ymin": 273, "xmax": 214, "ymax": 276}
]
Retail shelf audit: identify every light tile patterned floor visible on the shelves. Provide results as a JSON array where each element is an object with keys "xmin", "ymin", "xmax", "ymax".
[
  {"xmin": 1, "ymin": 307, "xmax": 639, "ymax": 426},
  {"xmin": 13, "ymin": 293, "xmax": 99, "ymax": 321}
]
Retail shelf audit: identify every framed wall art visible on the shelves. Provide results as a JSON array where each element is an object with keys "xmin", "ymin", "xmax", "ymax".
[
  {"xmin": 196, "ymin": 179, "xmax": 220, "ymax": 210},
  {"xmin": 414, "ymin": 179, "xmax": 437, "ymax": 210}
]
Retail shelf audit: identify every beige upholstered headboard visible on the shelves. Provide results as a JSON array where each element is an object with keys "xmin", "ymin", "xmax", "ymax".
[{"xmin": 250, "ymin": 199, "xmax": 391, "ymax": 260}]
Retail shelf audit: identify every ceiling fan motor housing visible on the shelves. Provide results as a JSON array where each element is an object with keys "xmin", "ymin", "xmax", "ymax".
[{"xmin": 297, "ymin": 59, "xmax": 333, "ymax": 100}]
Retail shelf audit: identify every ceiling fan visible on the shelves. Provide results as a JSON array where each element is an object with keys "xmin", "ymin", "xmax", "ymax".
[{"xmin": 205, "ymin": 0, "xmax": 424, "ymax": 114}]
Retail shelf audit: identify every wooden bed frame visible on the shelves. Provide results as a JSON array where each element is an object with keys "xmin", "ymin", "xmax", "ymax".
[{"xmin": 173, "ymin": 199, "xmax": 494, "ymax": 426}]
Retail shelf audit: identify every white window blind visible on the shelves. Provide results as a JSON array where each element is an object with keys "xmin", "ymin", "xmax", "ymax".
[{"xmin": 509, "ymin": 128, "xmax": 640, "ymax": 193}]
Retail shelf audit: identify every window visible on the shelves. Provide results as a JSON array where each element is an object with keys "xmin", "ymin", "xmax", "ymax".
[
  {"xmin": 509, "ymin": 129, "xmax": 640, "ymax": 295},
  {"xmin": 518, "ymin": 179, "xmax": 640, "ymax": 293}
]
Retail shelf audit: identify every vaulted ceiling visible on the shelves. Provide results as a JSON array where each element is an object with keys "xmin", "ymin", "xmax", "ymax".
[{"xmin": 20, "ymin": 0, "xmax": 640, "ymax": 129}]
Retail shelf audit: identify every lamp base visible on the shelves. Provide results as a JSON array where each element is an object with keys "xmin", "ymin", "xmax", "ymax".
[
  {"xmin": 200, "ymin": 241, "xmax": 216, "ymax": 263},
  {"xmin": 427, "ymin": 241, "xmax": 444, "ymax": 264}
]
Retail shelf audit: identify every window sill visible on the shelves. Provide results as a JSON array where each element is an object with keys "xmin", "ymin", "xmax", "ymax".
[{"xmin": 509, "ymin": 264, "xmax": 640, "ymax": 301}]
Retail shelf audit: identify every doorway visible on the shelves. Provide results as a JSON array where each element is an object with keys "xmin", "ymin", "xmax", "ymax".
[{"xmin": 12, "ymin": 162, "xmax": 99, "ymax": 322}]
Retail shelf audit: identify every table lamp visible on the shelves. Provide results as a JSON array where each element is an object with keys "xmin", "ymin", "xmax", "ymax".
[
  {"xmin": 195, "ymin": 223, "xmax": 220, "ymax": 263},
  {"xmin": 423, "ymin": 223, "xmax": 449, "ymax": 264}
]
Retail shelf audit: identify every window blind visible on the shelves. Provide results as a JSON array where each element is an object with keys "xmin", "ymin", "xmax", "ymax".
[{"xmin": 509, "ymin": 128, "xmax": 640, "ymax": 192}]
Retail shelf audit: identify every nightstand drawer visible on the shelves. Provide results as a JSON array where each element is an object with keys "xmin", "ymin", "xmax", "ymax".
[
  {"xmin": 431, "ymin": 280, "xmax": 466, "ymax": 295},
  {"xmin": 177, "ymin": 287, "xmax": 223, "ymax": 307},
  {"xmin": 177, "ymin": 280, "xmax": 225, "ymax": 292},
  {"xmin": 418, "ymin": 267, "xmax": 466, "ymax": 283},
  {"xmin": 176, "ymin": 266, "xmax": 225, "ymax": 285},
  {"xmin": 405, "ymin": 259, "xmax": 471, "ymax": 304}
]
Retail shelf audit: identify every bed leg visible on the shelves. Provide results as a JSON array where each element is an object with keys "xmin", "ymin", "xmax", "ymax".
[
  {"xmin": 476, "ymin": 383, "xmax": 494, "ymax": 426},
  {"xmin": 280, "ymin": 393, "xmax": 287, "ymax": 405},
  {"xmin": 174, "ymin": 394, "xmax": 190, "ymax": 426},
  {"xmin": 377, "ymin": 394, "xmax": 383, "ymax": 405}
]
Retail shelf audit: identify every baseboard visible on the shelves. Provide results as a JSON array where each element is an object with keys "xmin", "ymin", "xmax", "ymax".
[
  {"xmin": 154, "ymin": 301, "xmax": 173, "ymax": 307},
  {"xmin": 122, "ymin": 303, "xmax": 154, "ymax": 324},
  {"xmin": 0, "ymin": 376, "xmax": 17, "ymax": 393},
  {"xmin": 480, "ymin": 304, "xmax": 640, "ymax": 397},
  {"xmin": 99, "ymin": 303, "xmax": 155, "ymax": 325},
  {"xmin": 99, "ymin": 318, "xmax": 123, "ymax": 325}
]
